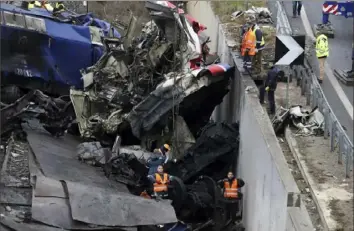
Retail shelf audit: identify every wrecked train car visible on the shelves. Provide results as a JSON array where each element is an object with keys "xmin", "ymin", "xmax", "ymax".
[
  {"xmin": 0, "ymin": 2, "xmax": 120, "ymax": 102},
  {"xmin": 70, "ymin": 0, "xmax": 234, "ymax": 146},
  {"xmin": 0, "ymin": 1, "xmax": 243, "ymax": 231}
]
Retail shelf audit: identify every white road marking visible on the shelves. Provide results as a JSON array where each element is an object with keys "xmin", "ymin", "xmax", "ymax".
[{"xmin": 300, "ymin": 7, "xmax": 354, "ymax": 120}]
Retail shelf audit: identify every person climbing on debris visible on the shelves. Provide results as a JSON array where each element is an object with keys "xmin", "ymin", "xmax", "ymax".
[
  {"xmin": 315, "ymin": 34, "xmax": 329, "ymax": 83},
  {"xmin": 241, "ymin": 24, "xmax": 256, "ymax": 70},
  {"xmin": 251, "ymin": 23, "xmax": 265, "ymax": 73},
  {"xmin": 28, "ymin": 1, "xmax": 53, "ymax": 11},
  {"xmin": 218, "ymin": 171, "xmax": 245, "ymax": 223},
  {"xmin": 154, "ymin": 143, "xmax": 171, "ymax": 162},
  {"xmin": 259, "ymin": 66, "xmax": 285, "ymax": 115},
  {"xmin": 146, "ymin": 144, "xmax": 171, "ymax": 177},
  {"xmin": 53, "ymin": 1, "xmax": 65, "ymax": 13},
  {"xmin": 148, "ymin": 165, "xmax": 173, "ymax": 199},
  {"xmin": 28, "ymin": 1, "xmax": 41, "ymax": 9}
]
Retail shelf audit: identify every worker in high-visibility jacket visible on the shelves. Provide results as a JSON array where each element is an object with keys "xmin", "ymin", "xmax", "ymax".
[
  {"xmin": 251, "ymin": 24, "xmax": 265, "ymax": 73},
  {"xmin": 315, "ymin": 34, "xmax": 329, "ymax": 83},
  {"xmin": 28, "ymin": 1, "xmax": 53, "ymax": 11},
  {"xmin": 28, "ymin": 1, "xmax": 41, "ymax": 9},
  {"xmin": 149, "ymin": 165, "xmax": 173, "ymax": 199},
  {"xmin": 53, "ymin": 1, "xmax": 65, "ymax": 13},
  {"xmin": 241, "ymin": 27, "xmax": 256, "ymax": 70},
  {"xmin": 218, "ymin": 172, "xmax": 245, "ymax": 222}
]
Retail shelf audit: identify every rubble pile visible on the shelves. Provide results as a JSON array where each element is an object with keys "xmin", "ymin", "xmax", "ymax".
[
  {"xmin": 231, "ymin": 6, "xmax": 273, "ymax": 24},
  {"xmin": 272, "ymin": 105, "xmax": 325, "ymax": 135},
  {"xmin": 70, "ymin": 24, "xmax": 177, "ymax": 141},
  {"xmin": 0, "ymin": 1, "xmax": 243, "ymax": 231}
]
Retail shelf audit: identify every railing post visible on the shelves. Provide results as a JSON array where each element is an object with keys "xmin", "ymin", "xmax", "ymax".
[
  {"xmin": 338, "ymin": 135, "xmax": 343, "ymax": 165},
  {"xmin": 330, "ymin": 121, "xmax": 337, "ymax": 152}
]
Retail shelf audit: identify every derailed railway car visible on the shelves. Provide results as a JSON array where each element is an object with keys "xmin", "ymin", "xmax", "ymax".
[
  {"xmin": 0, "ymin": 1, "xmax": 245, "ymax": 231},
  {"xmin": 0, "ymin": 2, "xmax": 120, "ymax": 103}
]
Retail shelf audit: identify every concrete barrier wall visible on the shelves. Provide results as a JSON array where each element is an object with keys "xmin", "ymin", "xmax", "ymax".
[{"xmin": 187, "ymin": 2, "xmax": 314, "ymax": 231}]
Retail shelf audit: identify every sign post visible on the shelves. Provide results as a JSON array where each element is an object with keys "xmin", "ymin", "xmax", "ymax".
[{"xmin": 275, "ymin": 2, "xmax": 305, "ymax": 108}]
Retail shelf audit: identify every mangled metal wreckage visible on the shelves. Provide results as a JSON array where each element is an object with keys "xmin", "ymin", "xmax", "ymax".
[{"xmin": 0, "ymin": 2, "xmax": 243, "ymax": 231}]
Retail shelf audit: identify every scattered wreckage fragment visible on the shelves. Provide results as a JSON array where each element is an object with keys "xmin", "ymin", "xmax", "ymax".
[
  {"xmin": 272, "ymin": 105, "xmax": 325, "ymax": 135},
  {"xmin": 231, "ymin": 6, "xmax": 273, "ymax": 24},
  {"xmin": 1, "ymin": 127, "xmax": 178, "ymax": 231},
  {"xmin": 1, "ymin": 2, "xmax": 242, "ymax": 231},
  {"xmin": 70, "ymin": 3, "xmax": 234, "ymax": 143},
  {"xmin": 99, "ymin": 122, "xmax": 243, "ymax": 231},
  {"xmin": 0, "ymin": 90, "xmax": 74, "ymax": 138},
  {"xmin": 1, "ymin": 121, "xmax": 243, "ymax": 231}
]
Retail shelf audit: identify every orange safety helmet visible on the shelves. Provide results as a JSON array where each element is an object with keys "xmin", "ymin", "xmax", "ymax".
[{"xmin": 163, "ymin": 144, "xmax": 170, "ymax": 151}]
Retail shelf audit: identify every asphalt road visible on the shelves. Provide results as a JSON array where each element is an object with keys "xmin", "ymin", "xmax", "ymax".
[
  {"xmin": 271, "ymin": 1, "xmax": 354, "ymax": 142},
  {"xmin": 302, "ymin": 1, "xmax": 353, "ymax": 101}
]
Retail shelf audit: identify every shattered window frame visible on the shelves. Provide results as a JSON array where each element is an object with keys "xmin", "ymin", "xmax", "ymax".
[
  {"xmin": 3, "ymin": 11, "xmax": 26, "ymax": 29},
  {"xmin": 3, "ymin": 11, "xmax": 46, "ymax": 33},
  {"xmin": 25, "ymin": 15, "xmax": 46, "ymax": 33}
]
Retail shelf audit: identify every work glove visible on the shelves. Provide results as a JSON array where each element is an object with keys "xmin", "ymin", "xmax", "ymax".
[{"xmin": 265, "ymin": 86, "xmax": 270, "ymax": 92}]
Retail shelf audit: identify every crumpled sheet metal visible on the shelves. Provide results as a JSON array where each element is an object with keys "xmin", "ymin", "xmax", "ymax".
[
  {"xmin": 25, "ymin": 128, "xmax": 128, "ymax": 193},
  {"xmin": 127, "ymin": 72, "xmax": 211, "ymax": 138},
  {"xmin": 66, "ymin": 181, "xmax": 178, "ymax": 227},
  {"xmin": 0, "ymin": 216, "xmax": 64, "ymax": 231},
  {"xmin": 31, "ymin": 176, "xmax": 136, "ymax": 231},
  {"xmin": 167, "ymin": 122, "xmax": 239, "ymax": 181},
  {"xmin": 34, "ymin": 176, "xmax": 66, "ymax": 198},
  {"xmin": 32, "ymin": 196, "xmax": 80, "ymax": 230},
  {"xmin": 120, "ymin": 146, "xmax": 153, "ymax": 160},
  {"xmin": 289, "ymin": 106, "xmax": 325, "ymax": 135}
]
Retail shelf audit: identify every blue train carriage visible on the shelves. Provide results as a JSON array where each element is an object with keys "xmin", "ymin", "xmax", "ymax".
[{"xmin": 0, "ymin": 2, "xmax": 120, "ymax": 103}]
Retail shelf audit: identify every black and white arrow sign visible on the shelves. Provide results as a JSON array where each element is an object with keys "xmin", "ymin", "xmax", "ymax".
[{"xmin": 275, "ymin": 35, "xmax": 305, "ymax": 66}]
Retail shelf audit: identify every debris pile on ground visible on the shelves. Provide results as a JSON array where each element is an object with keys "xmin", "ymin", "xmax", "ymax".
[
  {"xmin": 0, "ymin": 1, "xmax": 244, "ymax": 231},
  {"xmin": 272, "ymin": 105, "xmax": 325, "ymax": 135},
  {"xmin": 231, "ymin": 6, "xmax": 273, "ymax": 24}
]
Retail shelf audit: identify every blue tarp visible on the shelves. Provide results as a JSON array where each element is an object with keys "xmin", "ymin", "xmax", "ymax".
[{"xmin": 0, "ymin": 3, "xmax": 120, "ymax": 90}]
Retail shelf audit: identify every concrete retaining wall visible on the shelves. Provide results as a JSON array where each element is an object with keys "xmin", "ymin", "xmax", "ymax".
[{"xmin": 187, "ymin": 2, "xmax": 314, "ymax": 231}]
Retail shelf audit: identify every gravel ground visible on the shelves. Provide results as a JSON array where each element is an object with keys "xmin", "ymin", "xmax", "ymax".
[{"xmin": 279, "ymin": 139, "xmax": 324, "ymax": 230}]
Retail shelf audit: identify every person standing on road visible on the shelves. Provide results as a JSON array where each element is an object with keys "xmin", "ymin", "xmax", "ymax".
[
  {"xmin": 315, "ymin": 34, "xmax": 329, "ymax": 83},
  {"xmin": 292, "ymin": 1, "xmax": 302, "ymax": 18},
  {"xmin": 259, "ymin": 66, "xmax": 285, "ymax": 115}
]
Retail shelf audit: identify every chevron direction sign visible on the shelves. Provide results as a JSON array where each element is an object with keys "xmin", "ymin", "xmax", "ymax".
[{"xmin": 275, "ymin": 35, "xmax": 305, "ymax": 66}]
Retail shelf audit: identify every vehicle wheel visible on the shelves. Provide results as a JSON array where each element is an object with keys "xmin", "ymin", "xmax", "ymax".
[
  {"xmin": 169, "ymin": 176, "xmax": 187, "ymax": 212},
  {"xmin": 1, "ymin": 85, "xmax": 22, "ymax": 104}
]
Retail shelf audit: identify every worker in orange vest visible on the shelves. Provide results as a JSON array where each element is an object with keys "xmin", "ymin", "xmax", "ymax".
[
  {"xmin": 241, "ymin": 26, "xmax": 256, "ymax": 70},
  {"xmin": 218, "ymin": 171, "xmax": 245, "ymax": 222},
  {"xmin": 149, "ymin": 165, "xmax": 173, "ymax": 199}
]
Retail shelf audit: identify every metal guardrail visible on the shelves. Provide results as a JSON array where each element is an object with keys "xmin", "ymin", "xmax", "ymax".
[
  {"xmin": 276, "ymin": 1, "xmax": 292, "ymax": 36},
  {"xmin": 276, "ymin": 1, "xmax": 353, "ymax": 178}
]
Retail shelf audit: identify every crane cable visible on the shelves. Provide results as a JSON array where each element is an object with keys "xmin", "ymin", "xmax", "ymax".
[{"xmin": 172, "ymin": 7, "xmax": 184, "ymax": 156}]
